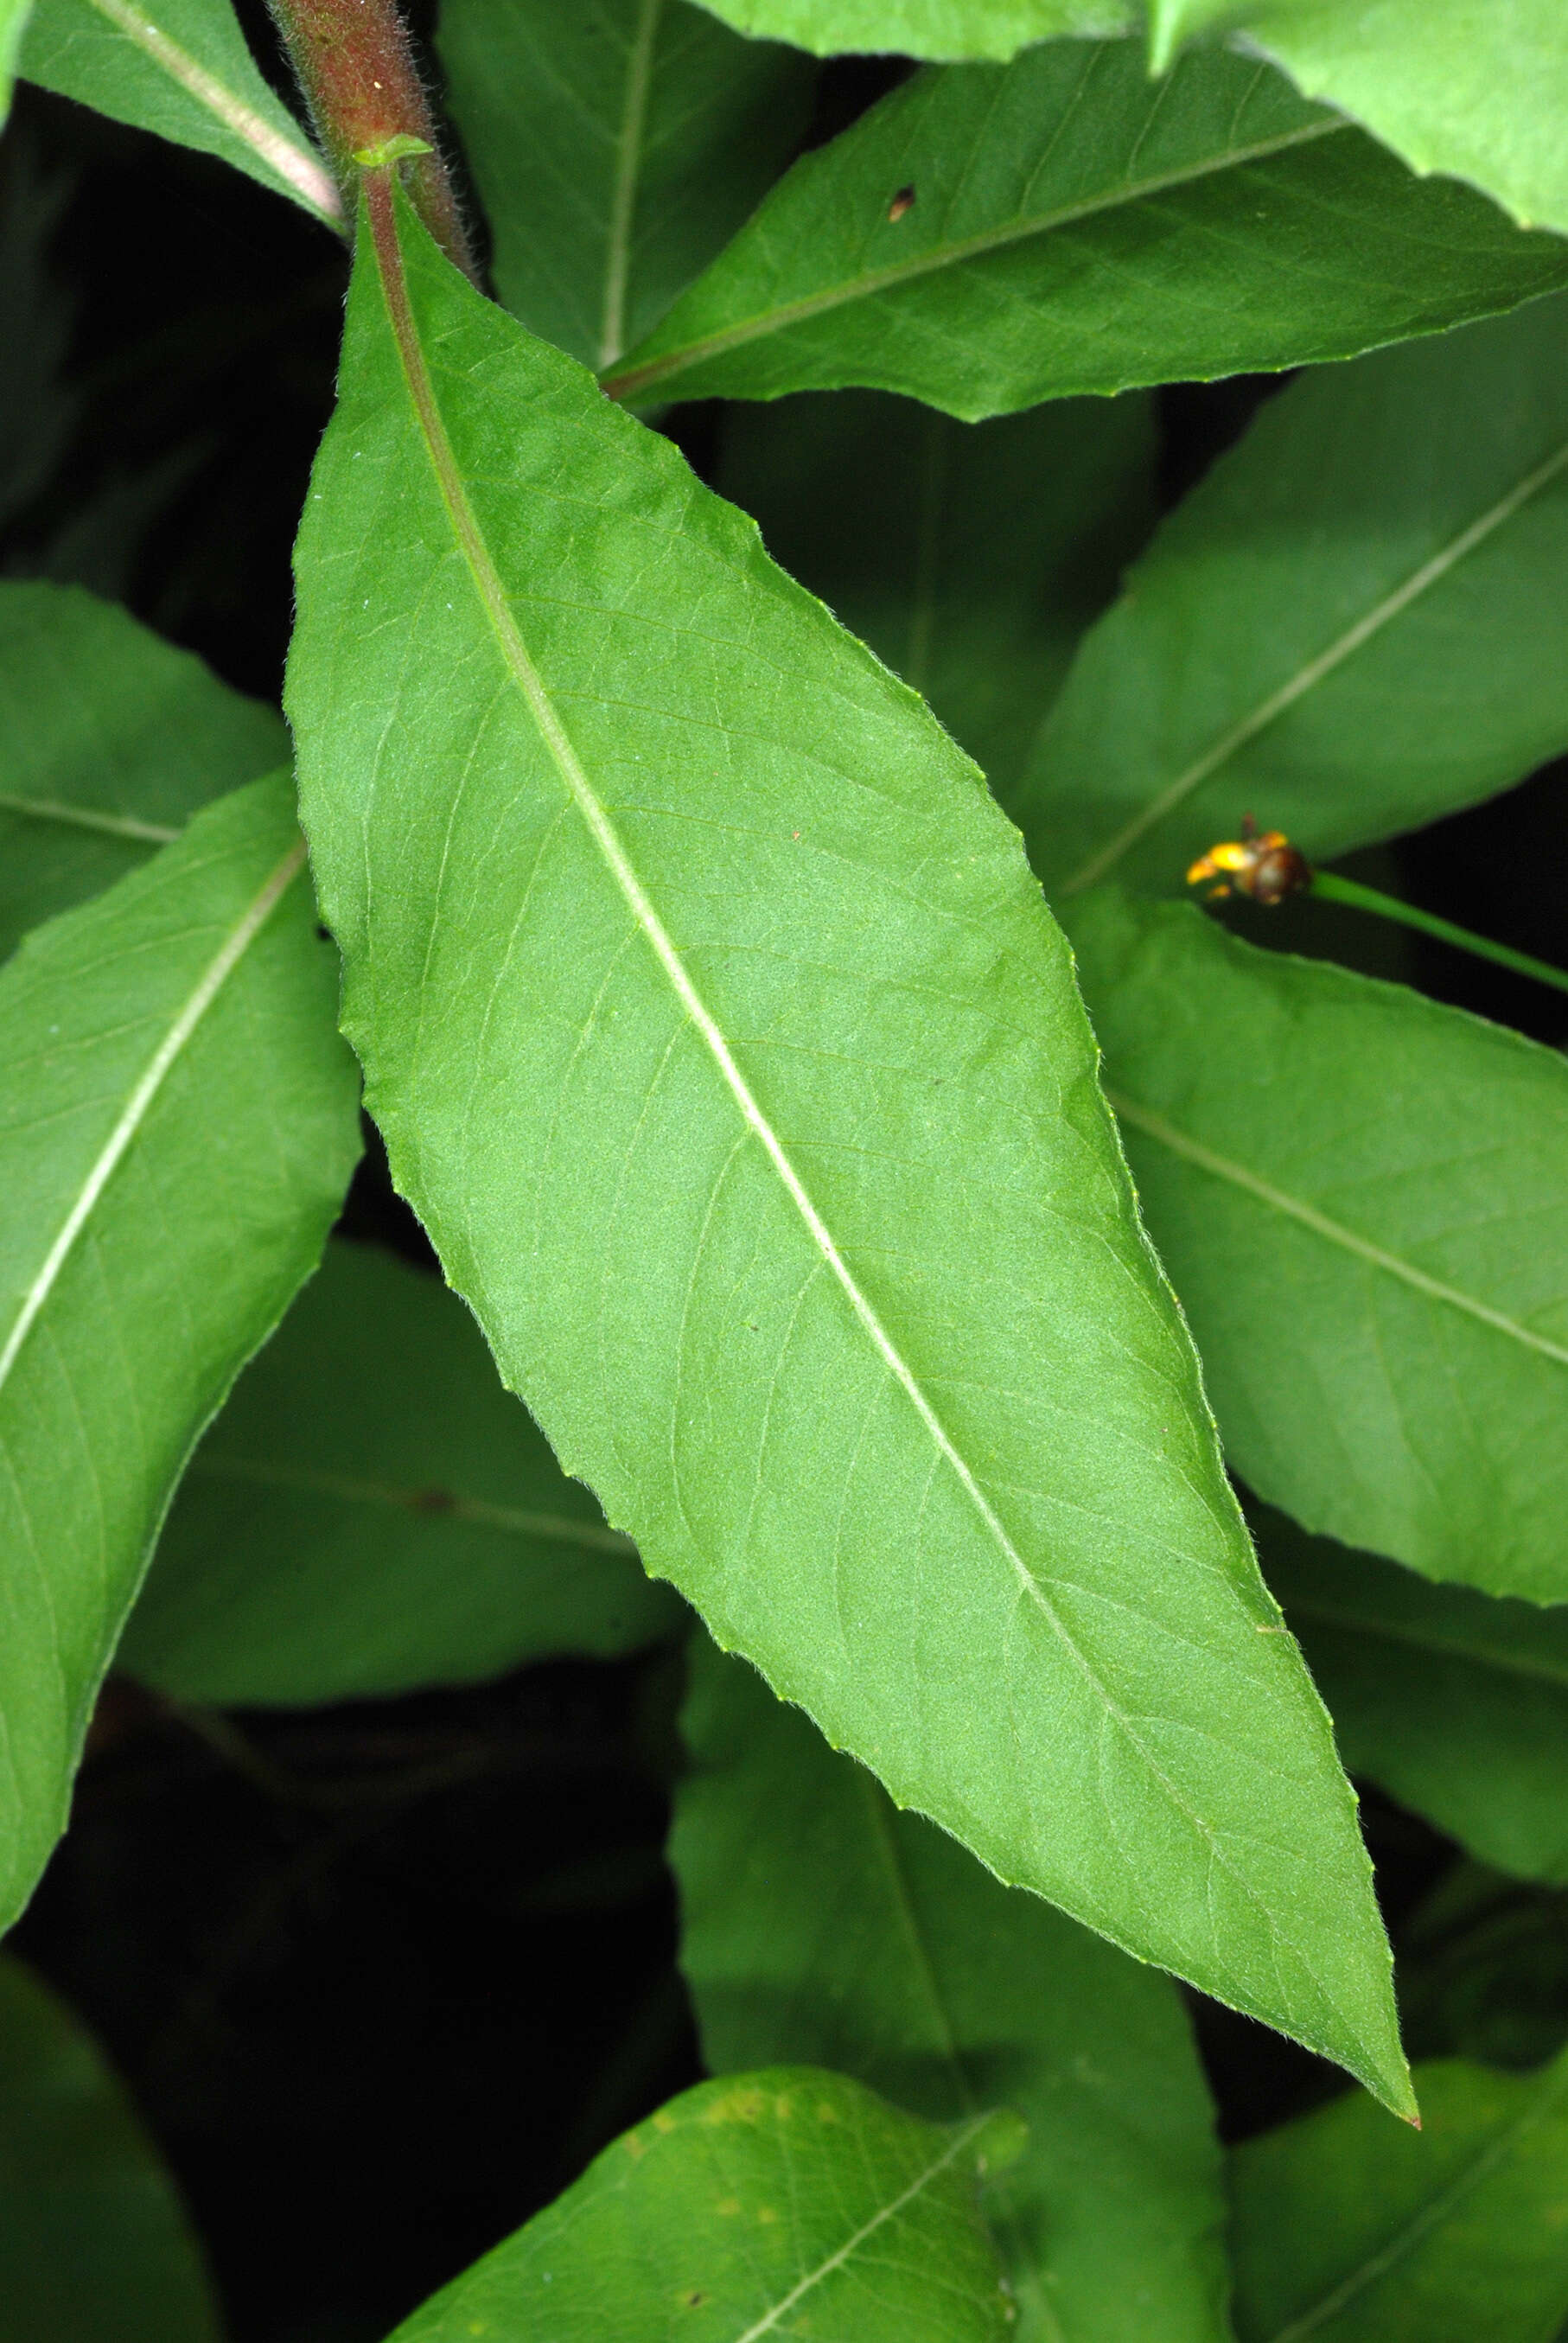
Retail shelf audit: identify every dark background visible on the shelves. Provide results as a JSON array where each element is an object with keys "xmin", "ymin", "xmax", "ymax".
[{"xmin": 3, "ymin": 30, "xmax": 1567, "ymax": 2341}]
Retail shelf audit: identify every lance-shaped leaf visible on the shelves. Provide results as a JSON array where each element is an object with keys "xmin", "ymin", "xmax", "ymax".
[
  {"xmin": 386, "ymin": 2066, "xmax": 1021, "ymax": 2343},
  {"xmin": 0, "ymin": 774, "xmax": 360, "ymax": 1931},
  {"xmin": 19, "ymin": 0, "xmax": 341, "ymax": 225},
  {"xmin": 437, "ymin": 0, "xmax": 814, "ymax": 369},
  {"xmin": 691, "ymin": 0, "xmax": 1134, "ymax": 55},
  {"xmin": 1153, "ymin": 0, "xmax": 1568, "ymax": 240},
  {"xmin": 0, "ymin": 582, "xmax": 287, "ymax": 963},
  {"xmin": 1258, "ymin": 1503, "xmax": 1568, "ymax": 1889},
  {"xmin": 1230, "ymin": 2046, "xmax": 1568, "ymax": 2343},
  {"xmin": 121, "ymin": 1238, "xmax": 683, "ymax": 1705},
  {"xmin": 602, "ymin": 41, "xmax": 1568, "ymax": 422},
  {"xmin": 1067, "ymin": 891, "xmax": 1568, "ymax": 1603},
  {"xmin": 1016, "ymin": 297, "xmax": 1568, "ymax": 900},
  {"xmin": 285, "ymin": 182, "xmax": 1411, "ymax": 2108},
  {"xmin": 673, "ymin": 1635, "xmax": 1231, "ymax": 2343},
  {"xmin": 0, "ymin": 1957, "xmax": 220, "ymax": 2343},
  {"xmin": 717, "ymin": 387, "xmax": 1156, "ymax": 795}
]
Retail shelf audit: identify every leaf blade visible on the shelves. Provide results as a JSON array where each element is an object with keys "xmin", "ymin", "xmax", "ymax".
[{"xmin": 287, "ymin": 183, "xmax": 1410, "ymax": 2104}]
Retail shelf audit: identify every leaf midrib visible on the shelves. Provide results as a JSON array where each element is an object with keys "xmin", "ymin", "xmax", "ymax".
[
  {"xmin": 188, "ymin": 1452, "xmax": 638, "ymax": 1555},
  {"xmin": 0, "ymin": 836, "xmax": 307, "ymax": 1398},
  {"xmin": 601, "ymin": 114, "xmax": 1342, "ymax": 399},
  {"xmin": 598, "ymin": 0, "xmax": 661, "ymax": 369},
  {"xmin": 0, "ymin": 788, "xmax": 180, "ymax": 845},
  {"xmin": 1108, "ymin": 1089, "xmax": 1568, "ymax": 1369},
  {"xmin": 1286, "ymin": 1592, "xmax": 1568, "ymax": 1694},
  {"xmin": 367, "ymin": 181, "xmax": 1336, "ymax": 2033},
  {"xmin": 1264, "ymin": 2053, "xmax": 1568, "ymax": 2341}
]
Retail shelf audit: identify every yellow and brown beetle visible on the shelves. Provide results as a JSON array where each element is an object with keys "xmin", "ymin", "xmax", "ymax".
[{"xmin": 1186, "ymin": 816, "xmax": 1313, "ymax": 906}]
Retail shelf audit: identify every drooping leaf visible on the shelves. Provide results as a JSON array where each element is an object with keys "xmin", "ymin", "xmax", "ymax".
[
  {"xmin": 1230, "ymin": 2046, "xmax": 1568, "ymax": 2343},
  {"xmin": 19, "ymin": 0, "xmax": 341, "ymax": 225},
  {"xmin": 0, "ymin": 1957, "xmax": 220, "ymax": 2343},
  {"xmin": 1015, "ymin": 297, "xmax": 1568, "ymax": 899},
  {"xmin": 0, "ymin": 582, "xmax": 288, "ymax": 962},
  {"xmin": 385, "ymin": 2065, "xmax": 1021, "ymax": 2343},
  {"xmin": 120, "ymin": 1238, "xmax": 683, "ymax": 1704},
  {"xmin": 0, "ymin": 774, "xmax": 360, "ymax": 1931},
  {"xmin": 1067, "ymin": 891, "xmax": 1568, "ymax": 1603},
  {"xmin": 691, "ymin": 0, "xmax": 1134, "ymax": 55},
  {"xmin": 285, "ymin": 181, "xmax": 1411, "ymax": 2108},
  {"xmin": 1152, "ymin": 1, "xmax": 1568, "ymax": 239},
  {"xmin": 717, "ymin": 388, "xmax": 1156, "ymax": 794},
  {"xmin": 673, "ymin": 1634, "xmax": 1231, "ymax": 2343},
  {"xmin": 437, "ymin": 0, "xmax": 814, "ymax": 369},
  {"xmin": 1257, "ymin": 1503, "xmax": 1568, "ymax": 1888},
  {"xmin": 602, "ymin": 41, "xmax": 1568, "ymax": 421}
]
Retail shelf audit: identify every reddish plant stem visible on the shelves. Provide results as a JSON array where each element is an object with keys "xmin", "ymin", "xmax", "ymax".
[{"xmin": 267, "ymin": 0, "xmax": 475, "ymax": 278}]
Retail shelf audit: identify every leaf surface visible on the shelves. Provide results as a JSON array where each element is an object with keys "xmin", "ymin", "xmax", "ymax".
[
  {"xmin": 1016, "ymin": 298, "xmax": 1568, "ymax": 898},
  {"xmin": 673, "ymin": 1635, "xmax": 1231, "ymax": 2343},
  {"xmin": 1231, "ymin": 2046, "xmax": 1568, "ymax": 2343},
  {"xmin": 385, "ymin": 2065, "xmax": 1019, "ymax": 2343},
  {"xmin": 1155, "ymin": 1, "xmax": 1568, "ymax": 239},
  {"xmin": 1067, "ymin": 892, "xmax": 1568, "ymax": 1602},
  {"xmin": 0, "ymin": 1957, "xmax": 220, "ymax": 2343},
  {"xmin": 0, "ymin": 582, "xmax": 287, "ymax": 962},
  {"xmin": 285, "ymin": 182, "xmax": 1410, "ymax": 2106},
  {"xmin": 0, "ymin": 0, "xmax": 30, "ymax": 124},
  {"xmin": 1257, "ymin": 1503, "xmax": 1568, "ymax": 1888},
  {"xmin": 19, "ymin": 0, "xmax": 340, "ymax": 223},
  {"xmin": 121, "ymin": 1238, "xmax": 683, "ymax": 1703},
  {"xmin": 691, "ymin": 0, "xmax": 1133, "ymax": 54},
  {"xmin": 717, "ymin": 388, "xmax": 1155, "ymax": 795},
  {"xmin": 437, "ymin": 0, "xmax": 814, "ymax": 369},
  {"xmin": 0, "ymin": 774, "xmax": 360, "ymax": 1931},
  {"xmin": 603, "ymin": 41, "xmax": 1568, "ymax": 421}
]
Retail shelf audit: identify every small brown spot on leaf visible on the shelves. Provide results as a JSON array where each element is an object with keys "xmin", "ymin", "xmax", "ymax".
[
  {"xmin": 888, "ymin": 183, "xmax": 915, "ymax": 221},
  {"xmin": 410, "ymin": 1486, "xmax": 457, "ymax": 1514}
]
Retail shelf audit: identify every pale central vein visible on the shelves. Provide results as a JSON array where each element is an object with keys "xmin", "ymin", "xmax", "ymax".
[
  {"xmin": 598, "ymin": 0, "xmax": 661, "ymax": 370},
  {"xmin": 1063, "ymin": 435, "xmax": 1568, "ymax": 893},
  {"xmin": 731, "ymin": 2112, "xmax": 994, "ymax": 2343},
  {"xmin": 603, "ymin": 117, "xmax": 1342, "ymax": 396},
  {"xmin": 83, "ymin": 0, "xmax": 342, "ymax": 224},
  {"xmin": 1267, "ymin": 2056, "xmax": 1568, "ymax": 2341},
  {"xmin": 0, "ymin": 789, "xmax": 180, "ymax": 844},
  {"xmin": 1108, "ymin": 1090, "xmax": 1568, "ymax": 1368},
  {"xmin": 188, "ymin": 1453, "xmax": 638, "ymax": 1555},
  {"xmin": 1287, "ymin": 1594, "xmax": 1568, "ymax": 1691},
  {"xmin": 0, "ymin": 838, "xmax": 307, "ymax": 1398}
]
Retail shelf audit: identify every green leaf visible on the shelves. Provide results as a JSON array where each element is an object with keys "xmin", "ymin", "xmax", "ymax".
[
  {"xmin": 1066, "ymin": 891, "xmax": 1568, "ymax": 1604},
  {"xmin": 285, "ymin": 184, "xmax": 1410, "ymax": 2108},
  {"xmin": 1257, "ymin": 1503, "xmax": 1568, "ymax": 1889},
  {"xmin": 120, "ymin": 1238, "xmax": 683, "ymax": 1704},
  {"xmin": 384, "ymin": 2065, "xmax": 1020, "ymax": 2343},
  {"xmin": 673, "ymin": 1634, "xmax": 1232, "ymax": 2343},
  {"xmin": 1231, "ymin": 2046, "xmax": 1568, "ymax": 2343},
  {"xmin": 0, "ymin": 583, "xmax": 288, "ymax": 964},
  {"xmin": 1154, "ymin": 2, "xmax": 1568, "ymax": 239},
  {"xmin": 717, "ymin": 388, "xmax": 1156, "ymax": 795},
  {"xmin": 19, "ymin": 0, "xmax": 341, "ymax": 225},
  {"xmin": 0, "ymin": 774, "xmax": 360, "ymax": 1931},
  {"xmin": 0, "ymin": 0, "xmax": 32, "ymax": 125},
  {"xmin": 1014, "ymin": 297, "xmax": 1568, "ymax": 899},
  {"xmin": 602, "ymin": 41, "xmax": 1568, "ymax": 421},
  {"xmin": 0, "ymin": 1957, "xmax": 220, "ymax": 2343},
  {"xmin": 691, "ymin": 0, "xmax": 1135, "ymax": 55},
  {"xmin": 437, "ymin": 0, "xmax": 814, "ymax": 369}
]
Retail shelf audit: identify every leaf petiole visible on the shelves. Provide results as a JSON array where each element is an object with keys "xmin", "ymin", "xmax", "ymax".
[{"xmin": 1310, "ymin": 871, "xmax": 1568, "ymax": 1001}]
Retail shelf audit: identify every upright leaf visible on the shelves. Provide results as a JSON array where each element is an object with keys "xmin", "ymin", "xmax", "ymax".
[
  {"xmin": 1154, "ymin": 1, "xmax": 1568, "ymax": 239},
  {"xmin": 691, "ymin": 0, "xmax": 1133, "ymax": 54},
  {"xmin": 717, "ymin": 388, "xmax": 1156, "ymax": 793},
  {"xmin": 1016, "ymin": 298, "xmax": 1568, "ymax": 898},
  {"xmin": 437, "ymin": 0, "xmax": 814, "ymax": 368},
  {"xmin": 385, "ymin": 2067, "xmax": 1021, "ymax": 2343},
  {"xmin": 286, "ymin": 181, "xmax": 1410, "ymax": 2107},
  {"xmin": 1067, "ymin": 892, "xmax": 1568, "ymax": 1602},
  {"xmin": 0, "ymin": 775, "xmax": 360, "ymax": 1931},
  {"xmin": 19, "ymin": 0, "xmax": 341, "ymax": 224},
  {"xmin": 0, "ymin": 582, "xmax": 287, "ymax": 961},
  {"xmin": 1259, "ymin": 1504, "xmax": 1568, "ymax": 1888},
  {"xmin": 121, "ymin": 1239, "xmax": 683, "ymax": 1704},
  {"xmin": 673, "ymin": 1636, "xmax": 1231, "ymax": 2343},
  {"xmin": 0, "ymin": 1957, "xmax": 220, "ymax": 2343},
  {"xmin": 602, "ymin": 42, "xmax": 1568, "ymax": 420},
  {"xmin": 1230, "ymin": 2047, "xmax": 1568, "ymax": 2343}
]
